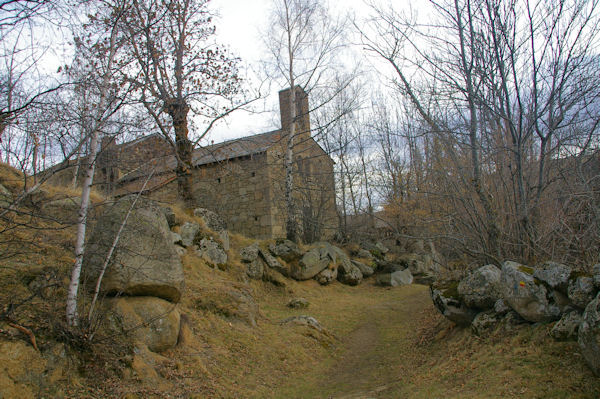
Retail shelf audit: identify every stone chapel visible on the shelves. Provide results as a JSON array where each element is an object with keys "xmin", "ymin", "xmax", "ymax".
[{"xmin": 92, "ymin": 87, "xmax": 338, "ymax": 241}]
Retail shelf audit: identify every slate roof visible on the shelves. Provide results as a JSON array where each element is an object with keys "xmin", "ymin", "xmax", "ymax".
[{"xmin": 116, "ymin": 130, "xmax": 283, "ymax": 183}]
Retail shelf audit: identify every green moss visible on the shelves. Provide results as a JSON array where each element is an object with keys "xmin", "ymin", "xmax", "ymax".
[
  {"xmin": 518, "ymin": 265, "xmax": 534, "ymax": 275},
  {"xmin": 369, "ymin": 248, "xmax": 384, "ymax": 260},
  {"xmin": 442, "ymin": 281, "xmax": 460, "ymax": 300}
]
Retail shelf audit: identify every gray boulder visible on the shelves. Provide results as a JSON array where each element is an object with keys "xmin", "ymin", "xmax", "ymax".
[
  {"xmin": 377, "ymin": 269, "xmax": 413, "ymax": 287},
  {"xmin": 246, "ymin": 258, "xmax": 265, "ymax": 280},
  {"xmin": 551, "ymin": 311, "xmax": 582, "ymax": 341},
  {"xmin": 357, "ymin": 249, "xmax": 374, "ymax": 260},
  {"xmin": 568, "ymin": 276, "xmax": 596, "ymax": 309},
  {"xmin": 280, "ymin": 315, "xmax": 323, "ymax": 332},
  {"xmin": 180, "ymin": 222, "xmax": 200, "ymax": 248},
  {"xmin": 315, "ymin": 267, "xmax": 338, "ymax": 285},
  {"xmin": 533, "ymin": 261, "xmax": 572, "ymax": 293},
  {"xmin": 292, "ymin": 247, "xmax": 330, "ymax": 280},
  {"xmin": 430, "ymin": 285, "xmax": 477, "ymax": 326},
  {"xmin": 500, "ymin": 261, "xmax": 560, "ymax": 323},
  {"xmin": 240, "ymin": 243, "xmax": 260, "ymax": 263},
  {"xmin": 193, "ymin": 208, "xmax": 229, "ymax": 250},
  {"xmin": 83, "ymin": 196, "xmax": 184, "ymax": 303},
  {"xmin": 352, "ymin": 260, "xmax": 374, "ymax": 277},
  {"xmin": 269, "ymin": 239, "xmax": 303, "ymax": 262},
  {"xmin": 171, "ymin": 232, "xmax": 182, "ymax": 246},
  {"xmin": 337, "ymin": 259, "xmax": 363, "ymax": 286},
  {"xmin": 259, "ymin": 248, "xmax": 290, "ymax": 277},
  {"xmin": 287, "ymin": 298, "xmax": 309, "ymax": 309},
  {"xmin": 458, "ymin": 264, "xmax": 502, "ymax": 309},
  {"xmin": 594, "ymin": 264, "xmax": 600, "ymax": 288},
  {"xmin": 107, "ymin": 296, "xmax": 180, "ymax": 353},
  {"xmin": 160, "ymin": 206, "xmax": 176, "ymax": 228},
  {"xmin": 196, "ymin": 238, "xmax": 228, "ymax": 269},
  {"xmin": 494, "ymin": 299, "xmax": 510, "ymax": 315},
  {"xmin": 578, "ymin": 292, "xmax": 600, "ymax": 376},
  {"xmin": 471, "ymin": 311, "xmax": 499, "ymax": 336}
]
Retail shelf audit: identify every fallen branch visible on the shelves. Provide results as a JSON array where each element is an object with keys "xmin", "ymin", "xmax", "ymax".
[{"xmin": 8, "ymin": 322, "xmax": 39, "ymax": 351}]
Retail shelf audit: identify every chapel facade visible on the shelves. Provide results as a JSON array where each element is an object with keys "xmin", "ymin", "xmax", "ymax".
[{"xmin": 93, "ymin": 87, "xmax": 338, "ymax": 241}]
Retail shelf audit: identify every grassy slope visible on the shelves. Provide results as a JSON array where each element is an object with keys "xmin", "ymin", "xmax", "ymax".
[{"xmin": 1, "ymin": 164, "xmax": 599, "ymax": 398}]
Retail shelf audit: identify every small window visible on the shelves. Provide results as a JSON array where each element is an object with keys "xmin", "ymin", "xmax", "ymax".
[
  {"xmin": 217, "ymin": 177, "xmax": 221, "ymax": 183},
  {"xmin": 254, "ymin": 216, "xmax": 258, "ymax": 222},
  {"xmin": 251, "ymin": 172, "xmax": 256, "ymax": 177}
]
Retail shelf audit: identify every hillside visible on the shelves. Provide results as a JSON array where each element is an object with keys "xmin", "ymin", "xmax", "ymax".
[{"xmin": 0, "ymin": 166, "xmax": 599, "ymax": 398}]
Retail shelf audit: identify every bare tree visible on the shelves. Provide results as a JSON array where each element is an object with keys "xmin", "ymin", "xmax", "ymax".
[
  {"xmin": 358, "ymin": 0, "xmax": 600, "ymax": 264},
  {"xmin": 265, "ymin": 0, "xmax": 348, "ymax": 242},
  {"xmin": 118, "ymin": 0, "xmax": 244, "ymax": 206}
]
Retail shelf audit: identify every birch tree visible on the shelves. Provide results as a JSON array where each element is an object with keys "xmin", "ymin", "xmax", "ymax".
[
  {"xmin": 265, "ymin": 0, "xmax": 347, "ymax": 242},
  {"xmin": 66, "ymin": 1, "xmax": 131, "ymax": 327}
]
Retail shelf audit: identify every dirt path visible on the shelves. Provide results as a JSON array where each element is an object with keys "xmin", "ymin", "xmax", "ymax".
[{"xmin": 319, "ymin": 285, "xmax": 432, "ymax": 398}]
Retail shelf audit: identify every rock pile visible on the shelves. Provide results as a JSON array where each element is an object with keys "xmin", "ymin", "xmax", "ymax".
[
  {"xmin": 431, "ymin": 260, "xmax": 600, "ymax": 375},
  {"xmin": 83, "ymin": 196, "xmax": 183, "ymax": 351}
]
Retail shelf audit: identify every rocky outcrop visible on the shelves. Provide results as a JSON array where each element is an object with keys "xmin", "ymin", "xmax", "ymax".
[
  {"xmin": 568, "ymin": 276, "xmax": 596, "ymax": 309},
  {"xmin": 352, "ymin": 260, "xmax": 374, "ymax": 277},
  {"xmin": 180, "ymin": 222, "xmax": 200, "ymax": 248},
  {"xmin": 551, "ymin": 311, "xmax": 581, "ymax": 341},
  {"xmin": 107, "ymin": 296, "xmax": 181, "ymax": 353},
  {"xmin": 337, "ymin": 259, "xmax": 363, "ymax": 286},
  {"xmin": 291, "ymin": 246, "xmax": 331, "ymax": 281},
  {"xmin": 287, "ymin": 298, "xmax": 309, "ymax": 309},
  {"xmin": 533, "ymin": 261, "xmax": 571, "ymax": 293},
  {"xmin": 430, "ymin": 283, "xmax": 477, "ymax": 326},
  {"xmin": 193, "ymin": 208, "xmax": 229, "ymax": 250},
  {"xmin": 315, "ymin": 267, "xmax": 338, "ymax": 285},
  {"xmin": 458, "ymin": 264, "xmax": 501, "ymax": 309},
  {"xmin": 83, "ymin": 196, "xmax": 184, "ymax": 303},
  {"xmin": 377, "ymin": 269, "xmax": 414, "ymax": 287},
  {"xmin": 500, "ymin": 261, "xmax": 560, "ymax": 323},
  {"xmin": 579, "ymin": 292, "xmax": 600, "ymax": 376},
  {"xmin": 196, "ymin": 238, "xmax": 228, "ymax": 270},
  {"xmin": 471, "ymin": 310, "xmax": 500, "ymax": 336},
  {"xmin": 269, "ymin": 239, "xmax": 303, "ymax": 263}
]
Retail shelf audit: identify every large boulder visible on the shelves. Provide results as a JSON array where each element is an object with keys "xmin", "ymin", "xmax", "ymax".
[
  {"xmin": 193, "ymin": 208, "xmax": 229, "ymax": 250},
  {"xmin": 107, "ymin": 296, "xmax": 181, "ymax": 353},
  {"xmin": 568, "ymin": 276, "xmax": 596, "ymax": 309},
  {"xmin": 179, "ymin": 222, "xmax": 200, "ymax": 248},
  {"xmin": 458, "ymin": 265, "xmax": 502, "ymax": 309},
  {"xmin": 352, "ymin": 260, "xmax": 374, "ymax": 277},
  {"xmin": 292, "ymin": 247, "xmax": 330, "ymax": 280},
  {"xmin": 551, "ymin": 310, "xmax": 582, "ymax": 341},
  {"xmin": 240, "ymin": 243, "xmax": 260, "ymax": 263},
  {"xmin": 83, "ymin": 196, "xmax": 184, "ymax": 303},
  {"xmin": 533, "ymin": 261, "xmax": 571, "ymax": 293},
  {"xmin": 337, "ymin": 259, "xmax": 363, "ymax": 286},
  {"xmin": 315, "ymin": 267, "xmax": 338, "ymax": 285},
  {"xmin": 246, "ymin": 258, "xmax": 265, "ymax": 280},
  {"xmin": 377, "ymin": 269, "xmax": 413, "ymax": 287},
  {"xmin": 430, "ymin": 284, "xmax": 477, "ymax": 326},
  {"xmin": 196, "ymin": 238, "xmax": 228, "ymax": 269},
  {"xmin": 269, "ymin": 239, "xmax": 303, "ymax": 262},
  {"xmin": 471, "ymin": 310, "xmax": 500, "ymax": 336},
  {"xmin": 500, "ymin": 261, "xmax": 560, "ymax": 323},
  {"xmin": 259, "ymin": 248, "xmax": 290, "ymax": 277},
  {"xmin": 579, "ymin": 292, "xmax": 600, "ymax": 376}
]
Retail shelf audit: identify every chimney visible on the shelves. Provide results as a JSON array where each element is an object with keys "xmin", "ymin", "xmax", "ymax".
[{"xmin": 279, "ymin": 86, "xmax": 310, "ymax": 138}]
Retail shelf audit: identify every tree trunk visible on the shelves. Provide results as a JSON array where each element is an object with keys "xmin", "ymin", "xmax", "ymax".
[{"xmin": 168, "ymin": 102, "xmax": 194, "ymax": 207}]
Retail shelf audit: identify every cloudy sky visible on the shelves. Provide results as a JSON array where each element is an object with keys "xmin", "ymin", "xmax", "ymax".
[{"xmin": 206, "ymin": 0, "xmax": 375, "ymax": 143}]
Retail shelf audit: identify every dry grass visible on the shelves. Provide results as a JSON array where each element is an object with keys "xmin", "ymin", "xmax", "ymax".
[{"xmin": 1, "ymin": 172, "xmax": 599, "ymax": 398}]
